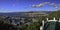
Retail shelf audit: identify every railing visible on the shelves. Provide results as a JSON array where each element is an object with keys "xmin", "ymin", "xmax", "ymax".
[{"xmin": 40, "ymin": 17, "xmax": 60, "ymax": 30}]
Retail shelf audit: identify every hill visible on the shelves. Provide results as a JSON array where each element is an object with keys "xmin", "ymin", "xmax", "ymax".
[{"xmin": 0, "ymin": 11, "xmax": 52, "ymax": 18}]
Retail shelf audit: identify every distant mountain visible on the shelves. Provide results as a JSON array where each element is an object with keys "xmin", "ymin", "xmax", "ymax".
[
  {"xmin": 0, "ymin": 12, "xmax": 25, "ymax": 17},
  {"xmin": 0, "ymin": 11, "xmax": 52, "ymax": 17}
]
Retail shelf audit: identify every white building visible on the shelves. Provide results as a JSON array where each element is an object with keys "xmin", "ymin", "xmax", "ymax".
[{"xmin": 40, "ymin": 17, "xmax": 60, "ymax": 30}]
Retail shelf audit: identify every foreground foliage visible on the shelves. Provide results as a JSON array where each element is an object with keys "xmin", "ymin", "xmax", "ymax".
[{"xmin": 0, "ymin": 10, "xmax": 60, "ymax": 30}]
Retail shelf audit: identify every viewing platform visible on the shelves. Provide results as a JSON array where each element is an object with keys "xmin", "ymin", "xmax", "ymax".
[{"xmin": 40, "ymin": 17, "xmax": 60, "ymax": 30}]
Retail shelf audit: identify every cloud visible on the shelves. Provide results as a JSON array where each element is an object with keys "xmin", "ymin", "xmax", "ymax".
[
  {"xmin": 32, "ymin": 4, "xmax": 44, "ymax": 8},
  {"xmin": 49, "ymin": 3, "xmax": 60, "ymax": 8},
  {"xmin": 32, "ymin": 2, "xmax": 60, "ymax": 8},
  {"xmin": 55, "ymin": 4, "xmax": 60, "ymax": 7},
  {"xmin": 32, "ymin": 2, "xmax": 50, "ymax": 8}
]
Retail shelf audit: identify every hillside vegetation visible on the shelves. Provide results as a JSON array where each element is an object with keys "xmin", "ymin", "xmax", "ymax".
[
  {"xmin": 47, "ymin": 10, "xmax": 60, "ymax": 19},
  {"xmin": 0, "ymin": 10, "xmax": 60, "ymax": 30}
]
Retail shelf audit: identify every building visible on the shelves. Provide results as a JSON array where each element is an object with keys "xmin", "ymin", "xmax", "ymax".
[{"xmin": 40, "ymin": 17, "xmax": 60, "ymax": 30}]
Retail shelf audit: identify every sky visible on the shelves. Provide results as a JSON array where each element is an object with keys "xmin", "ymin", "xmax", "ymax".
[{"xmin": 0, "ymin": 0, "xmax": 60, "ymax": 12}]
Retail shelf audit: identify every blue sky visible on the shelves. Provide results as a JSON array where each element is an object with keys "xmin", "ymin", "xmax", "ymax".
[{"xmin": 0, "ymin": 0, "xmax": 60, "ymax": 12}]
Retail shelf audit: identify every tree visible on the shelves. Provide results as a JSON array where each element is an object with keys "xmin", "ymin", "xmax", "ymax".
[{"xmin": 47, "ymin": 10, "xmax": 60, "ymax": 20}]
